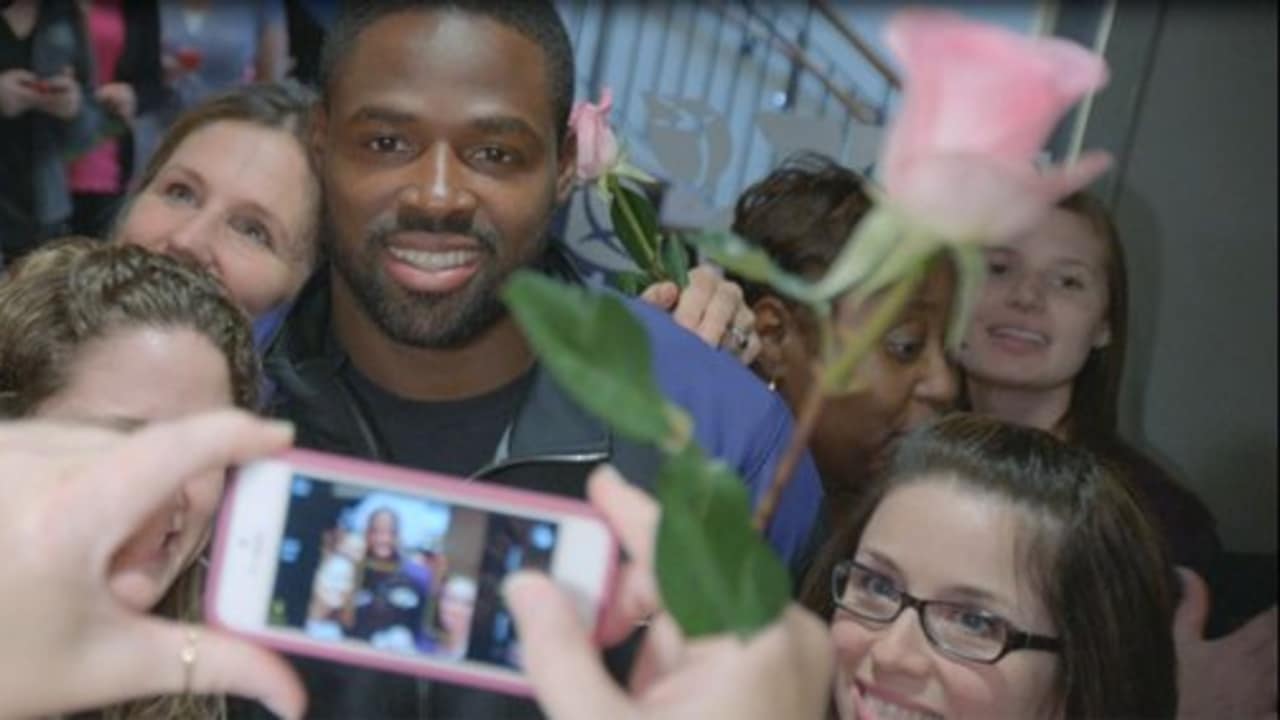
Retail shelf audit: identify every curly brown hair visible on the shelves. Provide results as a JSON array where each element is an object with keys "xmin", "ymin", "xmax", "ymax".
[
  {"xmin": 0, "ymin": 237, "xmax": 259, "ymax": 415},
  {"xmin": 0, "ymin": 238, "xmax": 257, "ymax": 719},
  {"xmin": 731, "ymin": 152, "xmax": 876, "ymax": 304}
]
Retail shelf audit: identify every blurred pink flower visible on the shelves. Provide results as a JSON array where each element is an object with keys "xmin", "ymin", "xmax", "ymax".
[
  {"xmin": 569, "ymin": 88, "xmax": 621, "ymax": 182},
  {"xmin": 880, "ymin": 9, "xmax": 1113, "ymax": 242}
]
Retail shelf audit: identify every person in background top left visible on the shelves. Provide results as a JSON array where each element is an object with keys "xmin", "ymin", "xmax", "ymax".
[
  {"xmin": 0, "ymin": 0, "xmax": 98, "ymax": 263},
  {"xmin": 66, "ymin": 0, "xmax": 164, "ymax": 239},
  {"xmin": 129, "ymin": 0, "xmax": 288, "ymax": 180}
]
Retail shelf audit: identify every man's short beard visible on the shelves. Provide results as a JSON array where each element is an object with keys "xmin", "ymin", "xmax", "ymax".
[
  {"xmin": 322, "ymin": 207, "xmax": 545, "ymax": 350},
  {"xmin": 337, "ymin": 257, "xmax": 510, "ymax": 349}
]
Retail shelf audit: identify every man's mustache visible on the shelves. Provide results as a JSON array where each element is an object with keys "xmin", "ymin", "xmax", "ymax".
[{"xmin": 368, "ymin": 214, "xmax": 499, "ymax": 253}]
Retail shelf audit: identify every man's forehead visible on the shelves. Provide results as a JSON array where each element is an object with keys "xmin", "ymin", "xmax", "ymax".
[{"xmin": 333, "ymin": 9, "xmax": 553, "ymax": 113}]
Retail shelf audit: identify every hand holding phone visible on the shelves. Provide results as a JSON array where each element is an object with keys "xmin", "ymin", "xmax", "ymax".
[
  {"xmin": 95, "ymin": 82, "xmax": 137, "ymax": 122},
  {"xmin": 175, "ymin": 48, "xmax": 203, "ymax": 72},
  {"xmin": 0, "ymin": 411, "xmax": 303, "ymax": 720},
  {"xmin": 0, "ymin": 68, "xmax": 41, "ymax": 117},
  {"xmin": 162, "ymin": 47, "xmax": 203, "ymax": 85},
  {"xmin": 29, "ymin": 68, "xmax": 80, "ymax": 119},
  {"xmin": 504, "ymin": 467, "xmax": 836, "ymax": 720},
  {"xmin": 206, "ymin": 450, "xmax": 619, "ymax": 697}
]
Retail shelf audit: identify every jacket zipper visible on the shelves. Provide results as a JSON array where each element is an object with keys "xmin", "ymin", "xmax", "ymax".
[{"xmin": 469, "ymin": 450, "xmax": 610, "ymax": 481}]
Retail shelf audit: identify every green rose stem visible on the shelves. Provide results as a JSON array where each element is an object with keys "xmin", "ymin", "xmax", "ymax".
[
  {"xmin": 607, "ymin": 174, "xmax": 666, "ymax": 281},
  {"xmin": 751, "ymin": 261, "xmax": 928, "ymax": 531}
]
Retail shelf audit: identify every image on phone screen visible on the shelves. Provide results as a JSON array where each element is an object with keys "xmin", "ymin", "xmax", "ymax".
[{"xmin": 265, "ymin": 473, "xmax": 560, "ymax": 671}]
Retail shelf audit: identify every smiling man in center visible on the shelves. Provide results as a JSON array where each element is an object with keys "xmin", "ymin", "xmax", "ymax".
[{"xmin": 257, "ymin": 1, "xmax": 822, "ymax": 717}]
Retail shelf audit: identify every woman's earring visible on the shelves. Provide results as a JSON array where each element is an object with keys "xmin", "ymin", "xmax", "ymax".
[{"xmin": 767, "ymin": 377, "xmax": 778, "ymax": 392}]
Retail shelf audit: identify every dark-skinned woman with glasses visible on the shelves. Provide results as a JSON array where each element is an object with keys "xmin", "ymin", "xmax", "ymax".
[{"xmin": 800, "ymin": 413, "xmax": 1178, "ymax": 719}]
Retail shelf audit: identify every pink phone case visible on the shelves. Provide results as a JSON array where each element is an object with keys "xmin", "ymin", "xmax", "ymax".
[{"xmin": 204, "ymin": 448, "xmax": 621, "ymax": 698}]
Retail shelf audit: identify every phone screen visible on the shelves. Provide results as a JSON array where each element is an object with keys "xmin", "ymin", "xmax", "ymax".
[{"xmin": 264, "ymin": 472, "xmax": 562, "ymax": 672}]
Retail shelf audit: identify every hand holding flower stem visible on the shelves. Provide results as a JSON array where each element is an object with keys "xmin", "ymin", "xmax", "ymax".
[{"xmin": 570, "ymin": 88, "xmax": 688, "ymax": 290}]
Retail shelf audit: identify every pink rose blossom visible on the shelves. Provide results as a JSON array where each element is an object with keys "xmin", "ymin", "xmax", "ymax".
[
  {"xmin": 880, "ymin": 9, "xmax": 1113, "ymax": 242},
  {"xmin": 569, "ymin": 88, "xmax": 621, "ymax": 182}
]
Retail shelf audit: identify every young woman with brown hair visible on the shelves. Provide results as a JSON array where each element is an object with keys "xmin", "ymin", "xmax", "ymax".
[
  {"xmin": 801, "ymin": 413, "xmax": 1178, "ymax": 719},
  {"xmin": 0, "ymin": 238, "xmax": 259, "ymax": 719},
  {"xmin": 958, "ymin": 192, "xmax": 1221, "ymax": 580}
]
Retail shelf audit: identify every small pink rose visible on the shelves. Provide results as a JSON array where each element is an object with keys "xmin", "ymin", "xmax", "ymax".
[
  {"xmin": 880, "ymin": 9, "xmax": 1113, "ymax": 242},
  {"xmin": 569, "ymin": 87, "xmax": 621, "ymax": 182}
]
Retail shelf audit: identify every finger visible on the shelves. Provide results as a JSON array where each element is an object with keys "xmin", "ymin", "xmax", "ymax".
[
  {"xmin": 644, "ymin": 607, "xmax": 832, "ymax": 715},
  {"xmin": 588, "ymin": 466, "xmax": 658, "ymax": 565},
  {"xmin": 775, "ymin": 606, "xmax": 837, "ymax": 704},
  {"xmin": 1228, "ymin": 604, "xmax": 1278, "ymax": 654},
  {"xmin": 1047, "ymin": 150, "xmax": 1113, "ymax": 199},
  {"xmin": 695, "ymin": 282, "xmax": 742, "ymax": 347},
  {"xmin": 726, "ymin": 304, "xmax": 758, "ymax": 360},
  {"xmin": 738, "ymin": 331, "xmax": 762, "ymax": 365},
  {"xmin": 0, "ymin": 418, "xmax": 121, "ymax": 457},
  {"xmin": 504, "ymin": 572, "xmax": 631, "ymax": 720},
  {"xmin": 627, "ymin": 613, "xmax": 686, "ymax": 696},
  {"xmin": 637, "ymin": 633, "xmax": 738, "ymax": 704},
  {"xmin": 92, "ymin": 411, "xmax": 293, "ymax": 551},
  {"xmin": 671, "ymin": 269, "xmax": 715, "ymax": 331},
  {"xmin": 767, "ymin": 607, "xmax": 837, "ymax": 720},
  {"xmin": 1172, "ymin": 567, "xmax": 1211, "ymax": 645},
  {"xmin": 640, "ymin": 281, "xmax": 679, "ymax": 311},
  {"xmin": 112, "ymin": 618, "xmax": 306, "ymax": 720},
  {"xmin": 1216, "ymin": 605, "xmax": 1279, "ymax": 672},
  {"xmin": 588, "ymin": 466, "xmax": 662, "ymax": 642},
  {"xmin": 597, "ymin": 563, "xmax": 659, "ymax": 645},
  {"xmin": 731, "ymin": 305, "xmax": 755, "ymax": 334}
]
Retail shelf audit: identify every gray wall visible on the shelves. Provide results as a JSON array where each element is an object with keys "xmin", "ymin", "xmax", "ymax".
[
  {"xmin": 1081, "ymin": 2, "xmax": 1277, "ymax": 553},
  {"xmin": 553, "ymin": 1, "xmax": 1040, "ymax": 277},
  {"xmin": 553, "ymin": 1, "xmax": 1277, "ymax": 552}
]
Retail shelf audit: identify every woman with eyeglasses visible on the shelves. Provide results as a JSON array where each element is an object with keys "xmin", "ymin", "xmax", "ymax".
[{"xmin": 800, "ymin": 412, "xmax": 1178, "ymax": 719}]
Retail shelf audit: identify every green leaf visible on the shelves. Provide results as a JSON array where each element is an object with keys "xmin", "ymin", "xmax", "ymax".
[
  {"xmin": 654, "ymin": 446, "xmax": 792, "ymax": 638},
  {"xmin": 502, "ymin": 272, "xmax": 677, "ymax": 446},
  {"xmin": 660, "ymin": 233, "xmax": 692, "ymax": 289},
  {"xmin": 609, "ymin": 270, "xmax": 651, "ymax": 296},
  {"xmin": 609, "ymin": 181, "xmax": 663, "ymax": 280},
  {"xmin": 685, "ymin": 230, "xmax": 819, "ymax": 305},
  {"xmin": 947, "ymin": 244, "xmax": 987, "ymax": 350}
]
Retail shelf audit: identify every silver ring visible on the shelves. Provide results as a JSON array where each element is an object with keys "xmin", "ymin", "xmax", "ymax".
[{"xmin": 728, "ymin": 325, "xmax": 750, "ymax": 351}]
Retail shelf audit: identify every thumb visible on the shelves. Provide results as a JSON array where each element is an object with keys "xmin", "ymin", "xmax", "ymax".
[
  {"xmin": 1045, "ymin": 150, "xmax": 1113, "ymax": 199},
  {"xmin": 111, "ymin": 618, "xmax": 307, "ymax": 719},
  {"xmin": 640, "ymin": 281, "xmax": 679, "ymax": 311},
  {"xmin": 503, "ymin": 571, "xmax": 630, "ymax": 720},
  {"xmin": 1173, "ymin": 567, "xmax": 1211, "ymax": 644}
]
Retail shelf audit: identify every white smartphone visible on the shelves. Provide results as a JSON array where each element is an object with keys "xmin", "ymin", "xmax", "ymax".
[{"xmin": 205, "ymin": 448, "xmax": 619, "ymax": 697}]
